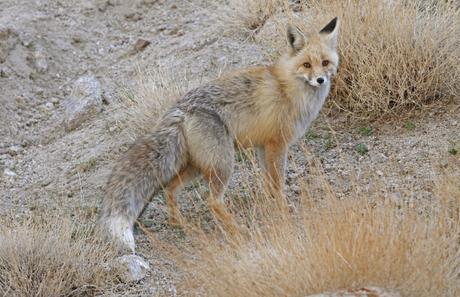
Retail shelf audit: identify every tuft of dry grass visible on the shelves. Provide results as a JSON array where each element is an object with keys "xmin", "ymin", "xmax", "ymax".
[
  {"xmin": 219, "ymin": 0, "xmax": 289, "ymax": 38},
  {"xmin": 222, "ymin": 0, "xmax": 460, "ymax": 119},
  {"xmin": 0, "ymin": 217, "xmax": 118, "ymax": 297},
  {"xmin": 114, "ymin": 67, "xmax": 192, "ymax": 141},
  {"xmin": 177, "ymin": 162, "xmax": 460, "ymax": 297}
]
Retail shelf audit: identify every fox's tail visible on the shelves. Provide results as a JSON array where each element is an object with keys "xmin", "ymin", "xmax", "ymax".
[{"xmin": 99, "ymin": 109, "xmax": 187, "ymax": 252}]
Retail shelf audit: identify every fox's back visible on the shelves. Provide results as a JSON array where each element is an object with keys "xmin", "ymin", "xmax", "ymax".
[{"xmin": 175, "ymin": 67, "xmax": 289, "ymax": 146}]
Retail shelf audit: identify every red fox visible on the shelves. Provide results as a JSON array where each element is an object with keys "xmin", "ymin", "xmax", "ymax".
[{"xmin": 101, "ymin": 17, "xmax": 340, "ymax": 252}]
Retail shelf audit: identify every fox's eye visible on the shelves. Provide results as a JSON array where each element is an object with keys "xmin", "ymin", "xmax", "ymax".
[
  {"xmin": 322, "ymin": 60, "xmax": 330, "ymax": 67},
  {"xmin": 303, "ymin": 62, "xmax": 311, "ymax": 68}
]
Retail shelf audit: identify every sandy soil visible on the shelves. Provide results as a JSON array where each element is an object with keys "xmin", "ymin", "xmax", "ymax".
[{"xmin": 0, "ymin": 0, "xmax": 459, "ymax": 295}]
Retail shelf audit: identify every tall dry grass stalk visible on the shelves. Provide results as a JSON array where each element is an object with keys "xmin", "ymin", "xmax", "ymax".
[
  {"xmin": 177, "ymin": 161, "xmax": 460, "ymax": 296},
  {"xmin": 0, "ymin": 217, "xmax": 118, "ymax": 297},
  {"xmin": 222, "ymin": 0, "xmax": 460, "ymax": 118}
]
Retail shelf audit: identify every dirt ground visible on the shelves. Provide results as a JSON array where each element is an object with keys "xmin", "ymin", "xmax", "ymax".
[{"xmin": 1, "ymin": 0, "xmax": 459, "ymax": 295}]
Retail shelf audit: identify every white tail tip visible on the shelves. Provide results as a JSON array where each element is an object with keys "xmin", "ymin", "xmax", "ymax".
[{"xmin": 107, "ymin": 216, "xmax": 136, "ymax": 253}]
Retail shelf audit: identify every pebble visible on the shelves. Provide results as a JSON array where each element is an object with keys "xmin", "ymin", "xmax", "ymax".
[
  {"xmin": 63, "ymin": 74, "xmax": 103, "ymax": 131},
  {"xmin": 134, "ymin": 39, "xmax": 151, "ymax": 51},
  {"xmin": 4, "ymin": 168, "xmax": 17, "ymax": 177},
  {"xmin": 112, "ymin": 254, "xmax": 151, "ymax": 282},
  {"xmin": 8, "ymin": 145, "xmax": 22, "ymax": 156},
  {"xmin": 168, "ymin": 27, "xmax": 179, "ymax": 35}
]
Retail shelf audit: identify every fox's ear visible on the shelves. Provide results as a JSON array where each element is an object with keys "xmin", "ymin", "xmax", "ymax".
[
  {"xmin": 287, "ymin": 25, "xmax": 305, "ymax": 52},
  {"xmin": 319, "ymin": 17, "xmax": 339, "ymax": 49}
]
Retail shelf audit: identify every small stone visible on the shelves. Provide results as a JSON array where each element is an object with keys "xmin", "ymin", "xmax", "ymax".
[
  {"xmin": 41, "ymin": 179, "xmax": 52, "ymax": 187},
  {"xmin": 439, "ymin": 160, "xmax": 449, "ymax": 168},
  {"xmin": 8, "ymin": 145, "xmax": 22, "ymax": 156},
  {"xmin": 33, "ymin": 47, "xmax": 48, "ymax": 73},
  {"xmin": 157, "ymin": 25, "xmax": 167, "ymax": 32},
  {"xmin": 134, "ymin": 39, "xmax": 151, "ymax": 51},
  {"xmin": 97, "ymin": 0, "xmax": 112, "ymax": 12},
  {"xmin": 113, "ymin": 254, "xmax": 150, "ymax": 282},
  {"xmin": 21, "ymin": 138, "xmax": 31, "ymax": 147},
  {"xmin": 171, "ymin": 4, "xmax": 177, "ymax": 9},
  {"xmin": 4, "ymin": 168, "xmax": 17, "ymax": 177},
  {"xmin": 45, "ymin": 102, "xmax": 54, "ymax": 109},
  {"xmin": 168, "ymin": 27, "xmax": 179, "ymax": 35},
  {"xmin": 124, "ymin": 11, "xmax": 142, "ymax": 21},
  {"xmin": 0, "ymin": 66, "xmax": 9, "ymax": 77},
  {"xmin": 51, "ymin": 97, "xmax": 60, "ymax": 105},
  {"xmin": 376, "ymin": 170, "xmax": 383, "ymax": 176},
  {"xmin": 291, "ymin": 184, "xmax": 301, "ymax": 194},
  {"xmin": 64, "ymin": 74, "xmax": 102, "ymax": 131}
]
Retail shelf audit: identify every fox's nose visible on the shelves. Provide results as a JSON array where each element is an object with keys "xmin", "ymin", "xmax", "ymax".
[{"xmin": 317, "ymin": 77, "xmax": 325, "ymax": 84}]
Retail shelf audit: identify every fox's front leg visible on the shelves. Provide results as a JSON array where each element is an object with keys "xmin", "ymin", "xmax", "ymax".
[{"xmin": 263, "ymin": 141, "xmax": 288, "ymax": 198}]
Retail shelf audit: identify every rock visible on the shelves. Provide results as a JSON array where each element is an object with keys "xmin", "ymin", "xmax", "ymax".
[
  {"xmin": 124, "ymin": 11, "xmax": 143, "ymax": 21},
  {"xmin": 0, "ymin": 66, "xmax": 10, "ymax": 77},
  {"xmin": 290, "ymin": 184, "xmax": 301, "ymax": 194},
  {"xmin": 0, "ymin": 27, "xmax": 18, "ymax": 63},
  {"xmin": 113, "ymin": 254, "xmax": 150, "ymax": 282},
  {"xmin": 168, "ymin": 27, "xmax": 179, "ymax": 35},
  {"xmin": 4, "ymin": 168, "xmax": 17, "ymax": 177},
  {"xmin": 8, "ymin": 145, "xmax": 22, "ymax": 156},
  {"xmin": 306, "ymin": 287, "xmax": 401, "ymax": 297},
  {"xmin": 134, "ymin": 39, "xmax": 151, "ymax": 51},
  {"xmin": 64, "ymin": 74, "xmax": 102, "ymax": 131},
  {"xmin": 50, "ymin": 97, "xmax": 60, "ymax": 105},
  {"xmin": 41, "ymin": 179, "xmax": 52, "ymax": 187},
  {"xmin": 33, "ymin": 46, "xmax": 48, "ymax": 73}
]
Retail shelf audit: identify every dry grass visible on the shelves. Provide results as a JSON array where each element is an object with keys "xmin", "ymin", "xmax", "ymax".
[
  {"xmin": 222, "ymin": 0, "xmax": 460, "ymax": 119},
  {"xmin": 114, "ymin": 67, "xmax": 192, "ymax": 141},
  {"xmin": 0, "ymin": 217, "xmax": 118, "ymax": 297},
  {"xmin": 219, "ymin": 0, "xmax": 289, "ymax": 38},
  {"xmin": 177, "ymin": 162, "xmax": 460, "ymax": 296}
]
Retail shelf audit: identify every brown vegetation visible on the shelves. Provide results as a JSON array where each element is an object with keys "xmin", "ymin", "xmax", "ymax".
[
  {"xmin": 224, "ymin": 0, "xmax": 460, "ymax": 118},
  {"xmin": 178, "ymin": 161, "xmax": 460, "ymax": 296},
  {"xmin": 0, "ymin": 218, "xmax": 118, "ymax": 297}
]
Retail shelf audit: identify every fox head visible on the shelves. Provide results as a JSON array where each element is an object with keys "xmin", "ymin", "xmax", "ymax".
[{"xmin": 285, "ymin": 17, "xmax": 339, "ymax": 88}]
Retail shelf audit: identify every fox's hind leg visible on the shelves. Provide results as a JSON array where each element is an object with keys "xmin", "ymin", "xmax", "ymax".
[
  {"xmin": 202, "ymin": 165, "xmax": 239, "ymax": 236},
  {"xmin": 184, "ymin": 112, "xmax": 239, "ymax": 236},
  {"xmin": 165, "ymin": 165, "xmax": 199, "ymax": 225}
]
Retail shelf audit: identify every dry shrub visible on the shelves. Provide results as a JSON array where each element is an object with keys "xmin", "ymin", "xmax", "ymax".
[
  {"xmin": 223, "ymin": 0, "xmax": 460, "ymax": 118},
  {"xmin": 178, "ymin": 163, "xmax": 460, "ymax": 296},
  {"xmin": 0, "ymin": 217, "xmax": 118, "ymax": 297},
  {"xmin": 219, "ymin": 0, "xmax": 289, "ymax": 38}
]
